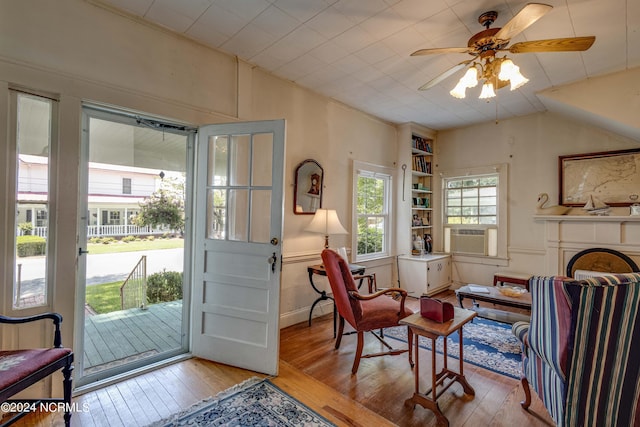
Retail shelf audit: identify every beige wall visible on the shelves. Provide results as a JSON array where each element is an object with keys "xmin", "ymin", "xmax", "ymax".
[
  {"xmin": 0, "ymin": 0, "xmax": 398, "ymax": 355},
  {"xmin": 3, "ymin": 0, "xmax": 637, "ymax": 364},
  {"xmin": 436, "ymin": 111, "xmax": 640, "ymax": 286}
]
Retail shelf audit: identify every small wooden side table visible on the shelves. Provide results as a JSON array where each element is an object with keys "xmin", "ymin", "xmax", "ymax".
[
  {"xmin": 493, "ymin": 272, "xmax": 532, "ymax": 290},
  {"xmin": 400, "ymin": 308, "xmax": 477, "ymax": 426}
]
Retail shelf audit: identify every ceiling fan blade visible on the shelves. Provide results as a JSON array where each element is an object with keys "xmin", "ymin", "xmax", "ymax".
[
  {"xmin": 507, "ymin": 36, "xmax": 596, "ymax": 53},
  {"xmin": 411, "ymin": 47, "xmax": 472, "ymax": 56},
  {"xmin": 418, "ymin": 59, "xmax": 476, "ymax": 91},
  {"xmin": 494, "ymin": 3, "xmax": 553, "ymax": 42}
]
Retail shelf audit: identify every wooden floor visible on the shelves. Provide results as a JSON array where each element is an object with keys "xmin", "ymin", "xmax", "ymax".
[{"xmin": 13, "ymin": 290, "xmax": 556, "ymax": 427}]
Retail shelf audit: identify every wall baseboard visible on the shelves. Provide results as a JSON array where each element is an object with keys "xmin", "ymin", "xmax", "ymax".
[{"xmin": 279, "ymin": 300, "xmax": 333, "ymax": 329}]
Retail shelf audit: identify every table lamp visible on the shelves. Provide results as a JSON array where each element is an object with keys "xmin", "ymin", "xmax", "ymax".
[{"xmin": 305, "ymin": 208, "xmax": 348, "ymax": 249}]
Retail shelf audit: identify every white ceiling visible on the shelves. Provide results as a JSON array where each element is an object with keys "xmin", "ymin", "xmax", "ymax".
[{"xmin": 97, "ymin": 0, "xmax": 639, "ymax": 131}]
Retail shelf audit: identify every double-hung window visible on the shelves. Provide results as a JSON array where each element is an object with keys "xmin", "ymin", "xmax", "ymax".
[
  {"xmin": 443, "ymin": 172, "xmax": 501, "ymax": 257},
  {"xmin": 352, "ymin": 161, "xmax": 392, "ymax": 261}
]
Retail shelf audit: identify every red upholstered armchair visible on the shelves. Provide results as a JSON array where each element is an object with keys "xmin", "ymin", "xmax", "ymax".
[
  {"xmin": 0, "ymin": 313, "xmax": 74, "ymax": 427},
  {"xmin": 321, "ymin": 249, "xmax": 414, "ymax": 374}
]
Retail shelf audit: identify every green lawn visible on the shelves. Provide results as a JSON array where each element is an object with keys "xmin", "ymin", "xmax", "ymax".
[
  {"xmin": 87, "ymin": 237, "xmax": 183, "ymax": 254},
  {"xmin": 86, "ymin": 281, "xmax": 123, "ymax": 314}
]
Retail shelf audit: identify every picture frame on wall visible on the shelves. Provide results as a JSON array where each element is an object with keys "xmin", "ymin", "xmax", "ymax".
[{"xmin": 559, "ymin": 148, "xmax": 640, "ymax": 207}]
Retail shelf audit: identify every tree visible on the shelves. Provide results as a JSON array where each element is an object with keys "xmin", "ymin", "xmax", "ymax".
[{"xmin": 134, "ymin": 176, "xmax": 185, "ymax": 232}]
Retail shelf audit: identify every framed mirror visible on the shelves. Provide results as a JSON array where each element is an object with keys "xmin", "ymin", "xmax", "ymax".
[{"xmin": 294, "ymin": 159, "xmax": 323, "ymax": 214}]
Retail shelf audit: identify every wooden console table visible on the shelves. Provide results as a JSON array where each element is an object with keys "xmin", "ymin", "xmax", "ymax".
[
  {"xmin": 307, "ymin": 263, "xmax": 365, "ymax": 337},
  {"xmin": 400, "ymin": 308, "xmax": 477, "ymax": 426}
]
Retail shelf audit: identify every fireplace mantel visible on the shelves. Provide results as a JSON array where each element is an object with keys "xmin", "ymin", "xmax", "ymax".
[
  {"xmin": 535, "ymin": 215, "xmax": 640, "ymax": 222},
  {"xmin": 534, "ymin": 215, "xmax": 640, "ymax": 275}
]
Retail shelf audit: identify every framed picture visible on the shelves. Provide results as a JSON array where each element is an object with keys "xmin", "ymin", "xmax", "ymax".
[{"xmin": 559, "ymin": 148, "xmax": 640, "ymax": 206}]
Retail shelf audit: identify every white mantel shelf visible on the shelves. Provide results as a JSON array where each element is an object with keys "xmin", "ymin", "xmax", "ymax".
[
  {"xmin": 534, "ymin": 214, "xmax": 640, "ymax": 275},
  {"xmin": 534, "ymin": 215, "xmax": 640, "ymax": 222}
]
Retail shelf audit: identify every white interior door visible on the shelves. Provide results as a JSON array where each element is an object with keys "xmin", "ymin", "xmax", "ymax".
[{"xmin": 192, "ymin": 120, "xmax": 285, "ymax": 375}]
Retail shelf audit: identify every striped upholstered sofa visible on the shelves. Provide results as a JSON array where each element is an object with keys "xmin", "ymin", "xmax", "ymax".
[{"xmin": 512, "ymin": 273, "xmax": 640, "ymax": 427}]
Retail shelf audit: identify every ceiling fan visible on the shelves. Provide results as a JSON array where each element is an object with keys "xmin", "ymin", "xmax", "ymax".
[{"xmin": 412, "ymin": 3, "xmax": 595, "ymax": 97}]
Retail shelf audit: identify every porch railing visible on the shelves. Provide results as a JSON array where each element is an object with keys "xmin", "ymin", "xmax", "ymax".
[
  {"xmin": 120, "ymin": 255, "xmax": 147, "ymax": 310},
  {"xmin": 87, "ymin": 225, "xmax": 166, "ymax": 237},
  {"xmin": 16, "ymin": 224, "xmax": 168, "ymax": 238}
]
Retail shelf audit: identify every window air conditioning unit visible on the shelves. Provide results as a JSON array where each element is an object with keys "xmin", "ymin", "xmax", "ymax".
[{"xmin": 449, "ymin": 228, "xmax": 488, "ymax": 255}]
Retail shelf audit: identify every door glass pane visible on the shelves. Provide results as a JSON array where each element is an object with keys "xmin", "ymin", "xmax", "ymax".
[
  {"xmin": 208, "ymin": 136, "xmax": 227, "ymax": 186},
  {"xmin": 228, "ymin": 189, "xmax": 248, "ymax": 241},
  {"xmin": 207, "ymin": 189, "xmax": 226, "ymax": 239},
  {"xmin": 250, "ymin": 190, "xmax": 271, "ymax": 243},
  {"xmin": 252, "ymin": 133, "xmax": 273, "ymax": 186},
  {"xmin": 230, "ymin": 135, "xmax": 250, "ymax": 186},
  {"xmin": 14, "ymin": 93, "xmax": 52, "ymax": 309}
]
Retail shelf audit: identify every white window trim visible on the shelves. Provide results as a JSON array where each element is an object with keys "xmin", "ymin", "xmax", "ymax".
[
  {"xmin": 440, "ymin": 163, "xmax": 508, "ymax": 259},
  {"xmin": 351, "ymin": 160, "xmax": 394, "ymax": 262}
]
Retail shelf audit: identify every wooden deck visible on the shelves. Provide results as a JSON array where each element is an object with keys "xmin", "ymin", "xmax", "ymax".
[{"xmin": 84, "ymin": 300, "xmax": 183, "ymax": 374}]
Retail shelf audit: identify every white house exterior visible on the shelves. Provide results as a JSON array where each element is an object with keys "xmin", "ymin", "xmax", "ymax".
[{"xmin": 18, "ymin": 154, "xmax": 178, "ymax": 237}]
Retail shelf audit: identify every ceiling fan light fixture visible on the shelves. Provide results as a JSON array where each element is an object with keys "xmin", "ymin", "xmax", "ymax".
[
  {"xmin": 479, "ymin": 82, "xmax": 496, "ymax": 99},
  {"xmin": 509, "ymin": 66, "xmax": 529, "ymax": 90},
  {"xmin": 498, "ymin": 58, "xmax": 516, "ymax": 81},
  {"xmin": 460, "ymin": 66, "xmax": 479, "ymax": 88},
  {"xmin": 450, "ymin": 81, "xmax": 467, "ymax": 98}
]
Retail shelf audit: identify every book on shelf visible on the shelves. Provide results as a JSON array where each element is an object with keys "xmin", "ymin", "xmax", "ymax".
[
  {"xmin": 412, "ymin": 155, "xmax": 432, "ymax": 174},
  {"xmin": 411, "ymin": 135, "xmax": 433, "ymax": 153}
]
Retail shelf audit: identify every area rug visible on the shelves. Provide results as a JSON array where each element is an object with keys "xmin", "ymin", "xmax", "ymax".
[
  {"xmin": 385, "ymin": 317, "xmax": 522, "ymax": 379},
  {"xmin": 148, "ymin": 377, "xmax": 336, "ymax": 427}
]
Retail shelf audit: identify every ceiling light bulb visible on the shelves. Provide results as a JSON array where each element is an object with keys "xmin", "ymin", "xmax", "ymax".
[
  {"xmin": 498, "ymin": 59, "xmax": 515, "ymax": 81},
  {"xmin": 479, "ymin": 82, "xmax": 496, "ymax": 99},
  {"xmin": 509, "ymin": 66, "xmax": 529, "ymax": 90},
  {"xmin": 450, "ymin": 81, "xmax": 467, "ymax": 98},
  {"xmin": 460, "ymin": 67, "xmax": 479, "ymax": 88}
]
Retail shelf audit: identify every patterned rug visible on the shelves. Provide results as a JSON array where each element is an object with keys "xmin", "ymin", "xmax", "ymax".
[
  {"xmin": 385, "ymin": 317, "xmax": 522, "ymax": 379},
  {"xmin": 148, "ymin": 377, "xmax": 336, "ymax": 427}
]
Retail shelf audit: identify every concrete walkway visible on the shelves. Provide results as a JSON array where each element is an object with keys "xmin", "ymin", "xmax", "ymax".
[{"xmin": 15, "ymin": 248, "xmax": 184, "ymax": 306}]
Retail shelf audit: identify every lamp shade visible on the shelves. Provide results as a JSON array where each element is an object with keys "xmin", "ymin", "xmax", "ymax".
[
  {"xmin": 305, "ymin": 208, "xmax": 348, "ymax": 248},
  {"xmin": 479, "ymin": 82, "xmax": 496, "ymax": 99}
]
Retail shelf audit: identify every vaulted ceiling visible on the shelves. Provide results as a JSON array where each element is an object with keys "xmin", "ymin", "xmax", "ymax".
[{"xmin": 97, "ymin": 0, "xmax": 639, "ymax": 136}]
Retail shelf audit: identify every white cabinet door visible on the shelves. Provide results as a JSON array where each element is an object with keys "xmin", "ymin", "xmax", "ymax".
[
  {"xmin": 426, "ymin": 257, "xmax": 451, "ymax": 295},
  {"xmin": 398, "ymin": 257, "xmax": 427, "ymax": 296},
  {"xmin": 398, "ymin": 254, "xmax": 451, "ymax": 297}
]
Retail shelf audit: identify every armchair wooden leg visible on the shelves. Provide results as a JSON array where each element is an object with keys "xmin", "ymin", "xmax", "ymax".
[
  {"xmin": 520, "ymin": 377, "xmax": 532, "ymax": 410},
  {"xmin": 407, "ymin": 326, "xmax": 414, "ymax": 368},
  {"xmin": 335, "ymin": 316, "xmax": 345, "ymax": 349},
  {"xmin": 62, "ymin": 361, "xmax": 74, "ymax": 427},
  {"xmin": 351, "ymin": 331, "xmax": 365, "ymax": 374}
]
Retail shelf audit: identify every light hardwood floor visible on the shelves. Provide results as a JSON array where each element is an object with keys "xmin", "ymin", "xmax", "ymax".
[{"xmin": 12, "ymin": 290, "xmax": 555, "ymax": 427}]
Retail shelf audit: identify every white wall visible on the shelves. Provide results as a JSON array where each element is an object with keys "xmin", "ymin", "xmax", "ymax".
[{"xmin": 437, "ymin": 111, "xmax": 640, "ymax": 286}]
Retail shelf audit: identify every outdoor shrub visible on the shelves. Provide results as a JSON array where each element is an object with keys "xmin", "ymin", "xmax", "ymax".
[
  {"xmin": 89, "ymin": 237, "xmax": 101, "ymax": 244},
  {"xmin": 121, "ymin": 235, "xmax": 136, "ymax": 243},
  {"xmin": 147, "ymin": 270, "xmax": 183, "ymax": 304},
  {"xmin": 18, "ymin": 222, "xmax": 33, "ymax": 236},
  {"xmin": 16, "ymin": 235, "xmax": 46, "ymax": 257},
  {"xmin": 101, "ymin": 237, "xmax": 116, "ymax": 244},
  {"xmin": 146, "ymin": 235, "xmax": 155, "ymax": 241}
]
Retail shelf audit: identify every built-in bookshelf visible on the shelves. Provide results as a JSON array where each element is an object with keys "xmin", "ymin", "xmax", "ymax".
[{"xmin": 410, "ymin": 134, "xmax": 433, "ymax": 254}]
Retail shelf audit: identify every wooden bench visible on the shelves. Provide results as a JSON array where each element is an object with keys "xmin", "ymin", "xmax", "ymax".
[{"xmin": 493, "ymin": 272, "xmax": 532, "ymax": 291}]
